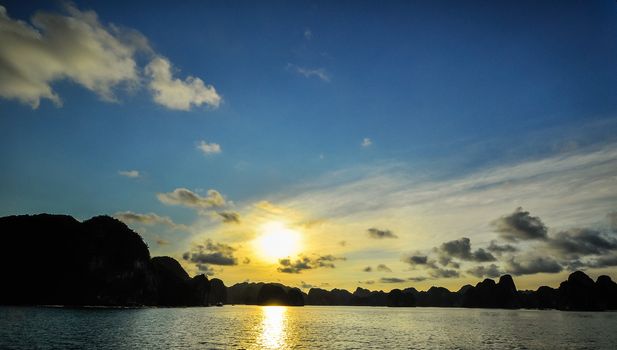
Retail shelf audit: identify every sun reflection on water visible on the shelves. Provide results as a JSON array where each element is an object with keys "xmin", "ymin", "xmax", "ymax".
[{"xmin": 258, "ymin": 306, "xmax": 287, "ymax": 349}]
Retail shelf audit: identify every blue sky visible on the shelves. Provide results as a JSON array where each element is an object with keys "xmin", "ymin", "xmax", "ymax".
[{"xmin": 1, "ymin": 0, "xmax": 617, "ymax": 290}]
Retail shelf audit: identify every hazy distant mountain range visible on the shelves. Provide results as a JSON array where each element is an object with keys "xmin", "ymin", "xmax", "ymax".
[{"xmin": 1, "ymin": 214, "xmax": 615, "ymax": 311}]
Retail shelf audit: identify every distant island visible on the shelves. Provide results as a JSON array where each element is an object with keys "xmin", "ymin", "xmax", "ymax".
[{"xmin": 1, "ymin": 214, "xmax": 615, "ymax": 311}]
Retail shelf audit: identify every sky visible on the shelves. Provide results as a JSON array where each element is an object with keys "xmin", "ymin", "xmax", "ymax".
[{"xmin": 1, "ymin": 0, "xmax": 617, "ymax": 292}]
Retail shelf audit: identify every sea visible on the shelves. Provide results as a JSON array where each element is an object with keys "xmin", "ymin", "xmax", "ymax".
[{"xmin": 1, "ymin": 305, "xmax": 616, "ymax": 349}]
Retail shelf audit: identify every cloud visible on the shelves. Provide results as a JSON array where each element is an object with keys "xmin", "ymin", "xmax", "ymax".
[
  {"xmin": 467, "ymin": 264, "xmax": 502, "ymax": 278},
  {"xmin": 487, "ymin": 241, "xmax": 518, "ymax": 255},
  {"xmin": 156, "ymin": 239, "xmax": 169, "ymax": 245},
  {"xmin": 287, "ymin": 63, "xmax": 330, "ymax": 82},
  {"xmin": 114, "ymin": 211, "xmax": 187, "ymax": 230},
  {"xmin": 157, "ymin": 188, "xmax": 226, "ymax": 209},
  {"xmin": 402, "ymin": 255, "xmax": 429, "ymax": 266},
  {"xmin": 145, "ymin": 56, "xmax": 221, "ymax": 110},
  {"xmin": 277, "ymin": 254, "xmax": 345, "ymax": 273},
  {"xmin": 304, "ymin": 28, "xmax": 312, "ymax": 40},
  {"xmin": 363, "ymin": 266, "xmax": 372, "ymax": 272},
  {"xmin": 118, "ymin": 170, "xmax": 140, "ymax": 178},
  {"xmin": 408, "ymin": 276, "xmax": 428, "ymax": 282},
  {"xmin": 367, "ymin": 227, "xmax": 398, "ymax": 239},
  {"xmin": 493, "ymin": 207, "xmax": 548, "ymax": 241},
  {"xmin": 254, "ymin": 200, "xmax": 285, "ymax": 214},
  {"xmin": 0, "ymin": 4, "xmax": 219, "ymax": 110},
  {"xmin": 0, "ymin": 4, "xmax": 142, "ymax": 108},
  {"xmin": 217, "ymin": 211, "xmax": 240, "ymax": 224},
  {"xmin": 300, "ymin": 281, "xmax": 314, "ymax": 289},
  {"xmin": 549, "ymin": 228, "xmax": 617, "ymax": 259},
  {"xmin": 361, "ymin": 138, "xmax": 372, "ymax": 147},
  {"xmin": 196, "ymin": 140, "xmax": 222, "ymax": 155},
  {"xmin": 376, "ymin": 264, "xmax": 392, "ymax": 272},
  {"xmin": 195, "ymin": 263, "xmax": 215, "ymax": 276},
  {"xmin": 437, "ymin": 237, "xmax": 496, "ymax": 264},
  {"xmin": 429, "ymin": 268, "xmax": 460, "ymax": 279},
  {"xmin": 589, "ymin": 254, "xmax": 617, "ymax": 268},
  {"xmin": 505, "ymin": 256, "xmax": 562, "ymax": 276},
  {"xmin": 608, "ymin": 212, "xmax": 617, "ymax": 232},
  {"xmin": 380, "ymin": 277, "xmax": 406, "ymax": 283},
  {"xmin": 183, "ymin": 239, "xmax": 237, "ymax": 266}
]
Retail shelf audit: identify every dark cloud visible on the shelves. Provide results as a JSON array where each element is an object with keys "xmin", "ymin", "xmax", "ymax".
[
  {"xmin": 300, "ymin": 281, "xmax": 314, "ymax": 289},
  {"xmin": 339, "ymin": 240, "xmax": 347, "ymax": 247},
  {"xmin": 505, "ymin": 256, "xmax": 562, "ymax": 276},
  {"xmin": 277, "ymin": 254, "xmax": 345, "ymax": 274},
  {"xmin": 402, "ymin": 255, "xmax": 428, "ymax": 266},
  {"xmin": 408, "ymin": 276, "xmax": 428, "ymax": 282},
  {"xmin": 363, "ymin": 266, "xmax": 372, "ymax": 272},
  {"xmin": 367, "ymin": 227, "xmax": 398, "ymax": 239},
  {"xmin": 380, "ymin": 277, "xmax": 406, "ymax": 283},
  {"xmin": 467, "ymin": 264, "xmax": 502, "ymax": 278},
  {"xmin": 376, "ymin": 264, "xmax": 392, "ymax": 272},
  {"xmin": 493, "ymin": 207, "xmax": 548, "ymax": 241},
  {"xmin": 549, "ymin": 228, "xmax": 617, "ymax": 258},
  {"xmin": 437, "ymin": 238, "xmax": 496, "ymax": 263},
  {"xmin": 183, "ymin": 239, "xmax": 237, "ymax": 266},
  {"xmin": 487, "ymin": 241, "xmax": 518, "ymax": 254},
  {"xmin": 217, "ymin": 211, "xmax": 240, "ymax": 223},
  {"xmin": 429, "ymin": 268, "xmax": 460, "ymax": 279},
  {"xmin": 589, "ymin": 254, "xmax": 617, "ymax": 268},
  {"xmin": 196, "ymin": 263, "xmax": 215, "ymax": 276},
  {"xmin": 360, "ymin": 280, "xmax": 375, "ymax": 285},
  {"xmin": 608, "ymin": 212, "xmax": 617, "ymax": 232}
]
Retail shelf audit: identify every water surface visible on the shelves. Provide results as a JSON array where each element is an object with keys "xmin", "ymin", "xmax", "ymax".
[{"xmin": 1, "ymin": 305, "xmax": 616, "ymax": 349}]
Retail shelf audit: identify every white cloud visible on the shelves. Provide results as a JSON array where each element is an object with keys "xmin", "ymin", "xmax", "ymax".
[
  {"xmin": 157, "ymin": 188, "xmax": 227, "ymax": 209},
  {"xmin": 277, "ymin": 143, "xmax": 617, "ymax": 245},
  {"xmin": 361, "ymin": 138, "xmax": 372, "ymax": 147},
  {"xmin": 304, "ymin": 28, "xmax": 313, "ymax": 40},
  {"xmin": 118, "ymin": 170, "xmax": 140, "ymax": 178},
  {"xmin": 146, "ymin": 56, "xmax": 221, "ymax": 111},
  {"xmin": 0, "ymin": 4, "xmax": 220, "ymax": 111},
  {"xmin": 197, "ymin": 140, "xmax": 222, "ymax": 155},
  {"xmin": 287, "ymin": 63, "xmax": 330, "ymax": 82}
]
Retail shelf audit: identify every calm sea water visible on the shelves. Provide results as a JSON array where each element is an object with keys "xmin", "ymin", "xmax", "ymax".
[{"xmin": 1, "ymin": 305, "xmax": 616, "ymax": 349}]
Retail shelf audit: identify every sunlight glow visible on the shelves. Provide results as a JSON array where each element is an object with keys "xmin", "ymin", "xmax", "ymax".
[
  {"xmin": 258, "ymin": 306, "xmax": 287, "ymax": 349},
  {"xmin": 256, "ymin": 221, "xmax": 301, "ymax": 262}
]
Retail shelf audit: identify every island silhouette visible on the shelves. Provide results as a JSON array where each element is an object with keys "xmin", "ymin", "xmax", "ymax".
[{"xmin": 1, "ymin": 214, "xmax": 615, "ymax": 311}]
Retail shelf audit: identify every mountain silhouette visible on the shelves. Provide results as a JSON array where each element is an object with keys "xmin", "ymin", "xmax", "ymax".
[{"xmin": 1, "ymin": 214, "xmax": 615, "ymax": 310}]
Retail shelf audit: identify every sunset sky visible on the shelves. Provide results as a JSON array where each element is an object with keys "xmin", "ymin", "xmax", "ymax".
[{"xmin": 1, "ymin": 0, "xmax": 617, "ymax": 291}]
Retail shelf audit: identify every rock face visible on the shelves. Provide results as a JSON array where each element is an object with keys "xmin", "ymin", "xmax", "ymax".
[
  {"xmin": 0, "ymin": 214, "xmax": 211, "ymax": 307},
  {"xmin": 461, "ymin": 275, "xmax": 520, "ymax": 309},
  {"xmin": 208, "ymin": 278, "xmax": 227, "ymax": 305},
  {"xmin": 228, "ymin": 282, "xmax": 305, "ymax": 306},
  {"xmin": 557, "ymin": 271, "xmax": 617, "ymax": 311},
  {"xmin": 387, "ymin": 289, "xmax": 415, "ymax": 307}
]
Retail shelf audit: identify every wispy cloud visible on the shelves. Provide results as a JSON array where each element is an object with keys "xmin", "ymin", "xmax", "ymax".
[
  {"xmin": 196, "ymin": 140, "xmax": 222, "ymax": 155},
  {"xmin": 114, "ymin": 211, "xmax": 189, "ymax": 231},
  {"xmin": 287, "ymin": 63, "xmax": 330, "ymax": 82},
  {"xmin": 361, "ymin": 138, "xmax": 372, "ymax": 147},
  {"xmin": 118, "ymin": 170, "xmax": 140, "ymax": 178},
  {"xmin": 304, "ymin": 28, "xmax": 313, "ymax": 40}
]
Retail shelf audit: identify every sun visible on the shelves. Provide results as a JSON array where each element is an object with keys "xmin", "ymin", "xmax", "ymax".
[{"xmin": 255, "ymin": 221, "xmax": 301, "ymax": 262}]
